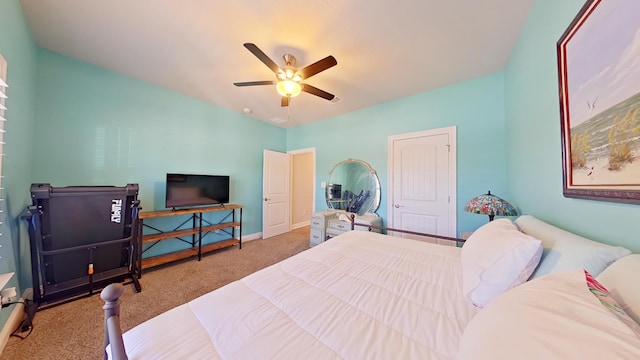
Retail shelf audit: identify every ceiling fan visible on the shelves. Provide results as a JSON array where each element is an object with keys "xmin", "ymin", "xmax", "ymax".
[{"xmin": 233, "ymin": 43, "xmax": 337, "ymax": 107}]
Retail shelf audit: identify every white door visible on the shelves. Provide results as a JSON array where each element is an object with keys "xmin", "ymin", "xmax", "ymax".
[
  {"xmin": 263, "ymin": 150, "xmax": 291, "ymax": 239},
  {"xmin": 388, "ymin": 127, "xmax": 456, "ymax": 245}
]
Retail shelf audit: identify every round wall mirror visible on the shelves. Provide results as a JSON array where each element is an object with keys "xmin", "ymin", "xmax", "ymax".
[{"xmin": 326, "ymin": 158, "xmax": 381, "ymax": 215}]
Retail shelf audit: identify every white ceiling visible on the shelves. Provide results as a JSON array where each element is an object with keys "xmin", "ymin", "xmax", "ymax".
[{"xmin": 19, "ymin": 0, "xmax": 534, "ymax": 128}]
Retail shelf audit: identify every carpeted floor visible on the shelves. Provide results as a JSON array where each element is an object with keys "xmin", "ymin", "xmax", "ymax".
[{"xmin": 1, "ymin": 226, "xmax": 310, "ymax": 359}]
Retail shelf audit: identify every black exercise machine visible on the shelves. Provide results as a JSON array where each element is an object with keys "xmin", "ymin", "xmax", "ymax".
[{"xmin": 24, "ymin": 183, "xmax": 141, "ymax": 308}]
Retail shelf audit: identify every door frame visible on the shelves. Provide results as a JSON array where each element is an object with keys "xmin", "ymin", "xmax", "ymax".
[
  {"xmin": 387, "ymin": 126, "xmax": 457, "ymax": 237},
  {"xmin": 287, "ymin": 147, "xmax": 316, "ymax": 229}
]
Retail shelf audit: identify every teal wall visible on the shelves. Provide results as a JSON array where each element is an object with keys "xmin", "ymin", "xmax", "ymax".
[
  {"xmin": 32, "ymin": 49, "xmax": 286, "ymax": 257},
  {"xmin": 287, "ymin": 72, "xmax": 508, "ymax": 234},
  {"xmin": 505, "ymin": 0, "xmax": 640, "ymax": 252},
  {"xmin": 2, "ymin": 0, "xmax": 639, "ymax": 338},
  {"xmin": 0, "ymin": 0, "xmax": 37, "ymax": 331}
]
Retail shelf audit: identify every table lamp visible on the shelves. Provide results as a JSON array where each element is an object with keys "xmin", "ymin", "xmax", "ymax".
[{"xmin": 464, "ymin": 190, "xmax": 518, "ymax": 222}]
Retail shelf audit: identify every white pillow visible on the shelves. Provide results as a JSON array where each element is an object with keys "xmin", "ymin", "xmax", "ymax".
[
  {"xmin": 514, "ymin": 215, "xmax": 631, "ymax": 278},
  {"xmin": 597, "ymin": 254, "xmax": 640, "ymax": 325},
  {"xmin": 457, "ymin": 269, "xmax": 640, "ymax": 360},
  {"xmin": 461, "ymin": 218, "xmax": 542, "ymax": 308}
]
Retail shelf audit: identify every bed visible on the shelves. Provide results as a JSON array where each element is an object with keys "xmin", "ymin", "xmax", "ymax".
[{"xmin": 102, "ymin": 215, "xmax": 640, "ymax": 359}]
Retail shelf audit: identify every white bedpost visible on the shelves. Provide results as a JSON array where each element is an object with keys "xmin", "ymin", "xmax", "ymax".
[{"xmin": 101, "ymin": 283, "xmax": 128, "ymax": 360}]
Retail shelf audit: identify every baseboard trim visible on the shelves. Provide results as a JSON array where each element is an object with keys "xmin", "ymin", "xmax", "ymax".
[
  {"xmin": 242, "ymin": 227, "xmax": 308, "ymax": 242},
  {"xmin": 0, "ymin": 288, "xmax": 32, "ymax": 355},
  {"xmin": 291, "ymin": 221, "xmax": 310, "ymax": 230},
  {"xmin": 242, "ymin": 232, "xmax": 262, "ymax": 242}
]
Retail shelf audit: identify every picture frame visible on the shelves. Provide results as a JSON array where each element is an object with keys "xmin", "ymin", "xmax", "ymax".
[{"xmin": 558, "ymin": 0, "xmax": 640, "ymax": 204}]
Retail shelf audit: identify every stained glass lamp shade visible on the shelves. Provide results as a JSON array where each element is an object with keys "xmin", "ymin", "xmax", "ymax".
[{"xmin": 464, "ymin": 191, "xmax": 518, "ymax": 222}]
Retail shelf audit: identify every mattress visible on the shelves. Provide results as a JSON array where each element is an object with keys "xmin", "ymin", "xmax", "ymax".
[{"xmin": 117, "ymin": 230, "xmax": 479, "ymax": 359}]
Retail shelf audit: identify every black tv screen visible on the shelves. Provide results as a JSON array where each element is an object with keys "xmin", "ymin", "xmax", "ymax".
[{"xmin": 165, "ymin": 174, "xmax": 230, "ymax": 208}]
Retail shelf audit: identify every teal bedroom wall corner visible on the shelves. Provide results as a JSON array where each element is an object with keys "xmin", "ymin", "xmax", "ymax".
[
  {"xmin": 32, "ymin": 49, "xmax": 286, "ymax": 258},
  {"xmin": 287, "ymin": 72, "xmax": 508, "ymax": 235}
]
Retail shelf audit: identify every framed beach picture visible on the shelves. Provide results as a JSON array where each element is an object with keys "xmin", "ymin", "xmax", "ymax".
[{"xmin": 558, "ymin": 0, "xmax": 640, "ymax": 204}]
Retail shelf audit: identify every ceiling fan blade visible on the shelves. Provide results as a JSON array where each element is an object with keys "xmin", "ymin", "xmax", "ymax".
[
  {"xmin": 233, "ymin": 80, "xmax": 276, "ymax": 87},
  {"xmin": 297, "ymin": 56, "xmax": 337, "ymax": 80},
  {"xmin": 243, "ymin": 43, "xmax": 280, "ymax": 74},
  {"xmin": 281, "ymin": 96, "xmax": 290, "ymax": 107},
  {"xmin": 301, "ymin": 84, "xmax": 335, "ymax": 101}
]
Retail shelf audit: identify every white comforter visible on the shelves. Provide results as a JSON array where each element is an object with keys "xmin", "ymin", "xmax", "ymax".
[{"xmin": 118, "ymin": 231, "xmax": 479, "ymax": 359}]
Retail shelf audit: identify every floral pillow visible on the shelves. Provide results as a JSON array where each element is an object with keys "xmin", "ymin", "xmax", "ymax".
[{"xmin": 585, "ymin": 269, "xmax": 640, "ymax": 337}]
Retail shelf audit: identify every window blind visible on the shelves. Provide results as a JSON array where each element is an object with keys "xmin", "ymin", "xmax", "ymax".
[
  {"xmin": 0, "ymin": 55, "xmax": 6, "ymax": 275},
  {"xmin": 0, "ymin": 54, "xmax": 7, "ymax": 219}
]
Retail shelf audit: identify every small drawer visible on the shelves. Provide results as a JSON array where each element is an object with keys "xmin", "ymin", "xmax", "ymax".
[
  {"xmin": 310, "ymin": 228, "xmax": 324, "ymax": 246},
  {"xmin": 328, "ymin": 220, "xmax": 351, "ymax": 231},
  {"xmin": 310, "ymin": 217, "xmax": 324, "ymax": 229}
]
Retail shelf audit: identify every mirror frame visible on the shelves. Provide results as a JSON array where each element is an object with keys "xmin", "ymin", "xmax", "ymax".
[{"xmin": 326, "ymin": 158, "xmax": 381, "ymax": 214}]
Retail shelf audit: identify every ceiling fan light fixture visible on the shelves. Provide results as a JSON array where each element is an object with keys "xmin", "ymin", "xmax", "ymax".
[
  {"xmin": 276, "ymin": 80, "xmax": 302, "ymax": 97},
  {"xmin": 234, "ymin": 43, "xmax": 337, "ymax": 105},
  {"xmin": 277, "ymin": 67, "xmax": 298, "ymax": 81},
  {"xmin": 285, "ymin": 68, "xmax": 295, "ymax": 79}
]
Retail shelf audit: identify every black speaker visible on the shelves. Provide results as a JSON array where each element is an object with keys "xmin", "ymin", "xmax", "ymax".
[{"xmin": 26, "ymin": 183, "xmax": 140, "ymax": 305}]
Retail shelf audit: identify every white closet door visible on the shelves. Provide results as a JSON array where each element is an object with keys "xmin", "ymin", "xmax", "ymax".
[{"xmin": 388, "ymin": 127, "xmax": 456, "ymax": 245}]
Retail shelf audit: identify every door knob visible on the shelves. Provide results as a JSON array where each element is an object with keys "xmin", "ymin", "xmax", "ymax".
[
  {"xmin": 394, "ymin": 204, "xmax": 404, "ymax": 208},
  {"xmin": 264, "ymin": 198, "xmax": 270, "ymax": 201}
]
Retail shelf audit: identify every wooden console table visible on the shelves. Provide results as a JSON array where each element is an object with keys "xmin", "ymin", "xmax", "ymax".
[{"xmin": 135, "ymin": 205, "xmax": 242, "ymax": 277}]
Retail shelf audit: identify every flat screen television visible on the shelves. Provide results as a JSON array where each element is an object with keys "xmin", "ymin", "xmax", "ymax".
[{"xmin": 165, "ymin": 173, "xmax": 230, "ymax": 208}]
